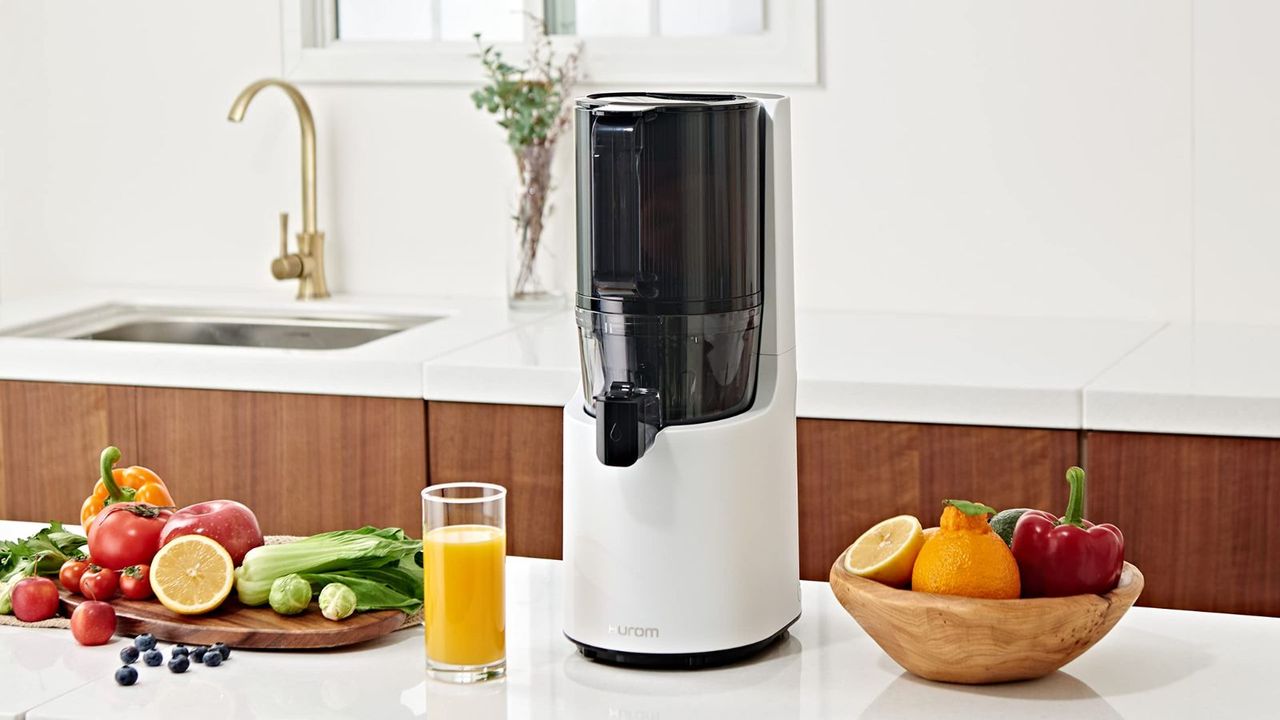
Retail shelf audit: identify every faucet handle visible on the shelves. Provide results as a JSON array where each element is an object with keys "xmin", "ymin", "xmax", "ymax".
[{"xmin": 271, "ymin": 211, "xmax": 304, "ymax": 280}]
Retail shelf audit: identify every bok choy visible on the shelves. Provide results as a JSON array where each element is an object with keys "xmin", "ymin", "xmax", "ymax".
[{"xmin": 234, "ymin": 527, "xmax": 423, "ymax": 612}]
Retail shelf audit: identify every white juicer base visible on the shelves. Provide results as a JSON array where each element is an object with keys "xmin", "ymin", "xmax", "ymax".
[{"xmin": 562, "ymin": 349, "xmax": 801, "ymax": 661}]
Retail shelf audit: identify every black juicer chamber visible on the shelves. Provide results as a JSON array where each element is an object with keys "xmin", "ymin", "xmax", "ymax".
[{"xmin": 575, "ymin": 93, "xmax": 763, "ymax": 467}]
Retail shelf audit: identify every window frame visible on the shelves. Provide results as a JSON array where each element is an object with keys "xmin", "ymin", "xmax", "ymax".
[{"xmin": 280, "ymin": 0, "xmax": 818, "ymax": 86}]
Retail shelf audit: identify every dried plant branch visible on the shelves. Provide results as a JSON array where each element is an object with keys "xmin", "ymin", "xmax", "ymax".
[{"xmin": 471, "ymin": 16, "xmax": 582, "ymax": 299}]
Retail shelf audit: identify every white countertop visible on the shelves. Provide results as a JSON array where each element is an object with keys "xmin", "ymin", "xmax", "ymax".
[
  {"xmin": 1, "ymin": 519, "xmax": 1275, "ymax": 720},
  {"xmin": 1085, "ymin": 322, "xmax": 1280, "ymax": 438},
  {"xmin": 424, "ymin": 310, "xmax": 1163, "ymax": 429},
  {"xmin": 11, "ymin": 288, "xmax": 1280, "ymax": 436},
  {"xmin": 0, "ymin": 288, "xmax": 557, "ymax": 399}
]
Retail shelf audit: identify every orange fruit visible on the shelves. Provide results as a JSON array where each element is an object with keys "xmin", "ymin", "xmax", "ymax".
[{"xmin": 911, "ymin": 500, "xmax": 1020, "ymax": 600}]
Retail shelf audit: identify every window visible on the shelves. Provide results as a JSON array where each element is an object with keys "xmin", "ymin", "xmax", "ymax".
[{"xmin": 281, "ymin": 0, "xmax": 816, "ymax": 85}]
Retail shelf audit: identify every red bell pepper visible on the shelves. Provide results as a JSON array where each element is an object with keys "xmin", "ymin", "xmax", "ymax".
[{"xmin": 1010, "ymin": 466, "xmax": 1124, "ymax": 597}]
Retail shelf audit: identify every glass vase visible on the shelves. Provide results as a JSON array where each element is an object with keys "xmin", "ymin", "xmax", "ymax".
[{"xmin": 507, "ymin": 141, "xmax": 564, "ymax": 310}]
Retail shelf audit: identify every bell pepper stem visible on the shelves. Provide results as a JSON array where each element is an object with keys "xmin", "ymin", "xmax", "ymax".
[
  {"xmin": 99, "ymin": 446, "xmax": 131, "ymax": 503},
  {"xmin": 1061, "ymin": 466, "xmax": 1087, "ymax": 528}
]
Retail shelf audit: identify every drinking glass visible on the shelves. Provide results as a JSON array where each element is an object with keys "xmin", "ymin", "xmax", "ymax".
[{"xmin": 422, "ymin": 482, "xmax": 507, "ymax": 683}]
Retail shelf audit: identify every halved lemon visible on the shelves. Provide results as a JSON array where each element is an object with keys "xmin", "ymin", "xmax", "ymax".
[
  {"xmin": 843, "ymin": 515, "xmax": 925, "ymax": 587},
  {"xmin": 150, "ymin": 535, "xmax": 235, "ymax": 615}
]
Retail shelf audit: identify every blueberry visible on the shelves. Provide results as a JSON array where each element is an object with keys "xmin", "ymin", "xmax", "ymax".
[
  {"xmin": 190, "ymin": 646, "xmax": 207, "ymax": 663},
  {"xmin": 133, "ymin": 634, "xmax": 156, "ymax": 651},
  {"xmin": 143, "ymin": 649, "xmax": 163, "ymax": 667},
  {"xmin": 203, "ymin": 651, "xmax": 223, "ymax": 667},
  {"xmin": 211, "ymin": 642, "xmax": 230, "ymax": 660},
  {"xmin": 115, "ymin": 665, "xmax": 138, "ymax": 686},
  {"xmin": 119, "ymin": 646, "xmax": 140, "ymax": 664},
  {"xmin": 167, "ymin": 656, "xmax": 190, "ymax": 673},
  {"xmin": 172, "ymin": 644, "xmax": 189, "ymax": 658}
]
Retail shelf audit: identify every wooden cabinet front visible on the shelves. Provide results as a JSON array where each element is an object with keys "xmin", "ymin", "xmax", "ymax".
[
  {"xmin": 797, "ymin": 420, "xmax": 1077, "ymax": 581},
  {"xmin": 427, "ymin": 401, "xmax": 563, "ymax": 560},
  {"xmin": 133, "ymin": 387, "xmax": 427, "ymax": 536},
  {"xmin": 0, "ymin": 380, "xmax": 427, "ymax": 536},
  {"xmin": 1088, "ymin": 431, "xmax": 1280, "ymax": 616},
  {"xmin": 0, "ymin": 380, "xmax": 137, "ymax": 523}
]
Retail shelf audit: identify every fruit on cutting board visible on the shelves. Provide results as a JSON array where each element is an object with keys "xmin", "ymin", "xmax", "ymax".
[
  {"xmin": 88, "ymin": 503, "xmax": 174, "ymax": 571},
  {"xmin": 70, "ymin": 601, "xmax": 116, "ymax": 645},
  {"xmin": 59, "ymin": 558, "xmax": 91, "ymax": 594},
  {"xmin": 81, "ymin": 446, "xmax": 174, "ymax": 531},
  {"xmin": 80, "ymin": 565, "xmax": 119, "ymax": 601},
  {"xmin": 911, "ymin": 500, "xmax": 1021, "ymax": 600},
  {"xmin": 1011, "ymin": 467, "xmax": 1125, "ymax": 597},
  {"xmin": 149, "ymin": 534, "xmax": 235, "ymax": 615},
  {"xmin": 11, "ymin": 577, "xmax": 60, "ymax": 621},
  {"xmin": 119, "ymin": 564, "xmax": 154, "ymax": 600},
  {"xmin": 842, "ymin": 515, "xmax": 925, "ymax": 588},
  {"xmin": 160, "ymin": 500, "xmax": 264, "ymax": 566}
]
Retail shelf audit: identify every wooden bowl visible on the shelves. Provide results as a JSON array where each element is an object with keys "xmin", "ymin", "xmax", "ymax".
[{"xmin": 829, "ymin": 551, "xmax": 1144, "ymax": 684}]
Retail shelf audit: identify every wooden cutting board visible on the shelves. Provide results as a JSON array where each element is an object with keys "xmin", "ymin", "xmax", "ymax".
[{"xmin": 60, "ymin": 591, "xmax": 412, "ymax": 649}]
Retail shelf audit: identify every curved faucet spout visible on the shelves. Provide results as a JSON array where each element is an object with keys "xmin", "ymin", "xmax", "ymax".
[{"xmin": 227, "ymin": 78, "xmax": 318, "ymax": 236}]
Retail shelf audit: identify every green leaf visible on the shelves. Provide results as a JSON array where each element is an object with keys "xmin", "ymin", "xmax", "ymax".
[
  {"xmin": 943, "ymin": 499, "xmax": 997, "ymax": 517},
  {"xmin": 0, "ymin": 522, "xmax": 87, "ymax": 583}
]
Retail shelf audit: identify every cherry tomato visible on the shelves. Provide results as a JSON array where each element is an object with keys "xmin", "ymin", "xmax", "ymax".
[
  {"xmin": 87, "ymin": 502, "xmax": 172, "ymax": 570},
  {"xmin": 70, "ymin": 601, "xmax": 116, "ymax": 645},
  {"xmin": 59, "ymin": 559, "xmax": 91, "ymax": 595},
  {"xmin": 80, "ymin": 565, "xmax": 119, "ymax": 601},
  {"xmin": 119, "ymin": 565, "xmax": 153, "ymax": 600}
]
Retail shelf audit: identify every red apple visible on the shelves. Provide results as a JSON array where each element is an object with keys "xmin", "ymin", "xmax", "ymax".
[
  {"xmin": 159, "ymin": 500, "xmax": 264, "ymax": 565},
  {"xmin": 11, "ymin": 577, "xmax": 59, "ymax": 622},
  {"xmin": 70, "ymin": 601, "xmax": 116, "ymax": 645}
]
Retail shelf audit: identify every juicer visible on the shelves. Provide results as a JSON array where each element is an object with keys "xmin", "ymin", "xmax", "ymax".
[{"xmin": 563, "ymin": 92, "xmax": 800, "ymax": 667}]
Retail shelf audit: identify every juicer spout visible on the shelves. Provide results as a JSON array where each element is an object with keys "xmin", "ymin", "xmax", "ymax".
[{"xmin": 594, "ymin": 382, "xmax": 659, "ymax": 467}]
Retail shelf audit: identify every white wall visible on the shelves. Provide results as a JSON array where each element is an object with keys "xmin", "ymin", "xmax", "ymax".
[{"xmin": 0, "ymin": 1, "xmax": 1274, "ymax": 323}]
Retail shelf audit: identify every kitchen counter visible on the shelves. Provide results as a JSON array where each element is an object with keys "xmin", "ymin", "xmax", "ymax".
[
  {"xmin": 424, "ymin": 310, "xmax": 1164, "ymax": 429},
  {"xmin": 2, "ymin": 521, "xmax": 1276, "ymax": 719},
  {"xmin": 0, "ymin": 288, "xmax": 557, "ymax": 399},
  {"xmin": 1085, "ymin": 322, "xmax": 1280, "ymax": 438},
  {"xmin": 12, "ymin": 288, "xmax": 1280, "ymax": 438}
]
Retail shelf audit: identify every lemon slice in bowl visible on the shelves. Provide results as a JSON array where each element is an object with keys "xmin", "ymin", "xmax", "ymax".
[
  {"xmin": 150, "ymin": 535, "xmax": 235, "ymax": 615},
  {"xmin": 843, "ymin": 515, "xmax": 925, "ymax": 587}
]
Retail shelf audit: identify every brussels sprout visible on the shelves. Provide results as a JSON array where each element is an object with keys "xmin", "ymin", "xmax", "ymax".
[
  {"xmin": 319, "ymin": 582, "xmax": 357, "ymax": 621},
  {"xmin": 268, "ymin": 573, "xmax": 312, "ymax": 616}
]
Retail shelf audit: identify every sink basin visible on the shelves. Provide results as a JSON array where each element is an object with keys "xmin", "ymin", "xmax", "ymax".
[{"xmin": 2, "ymin": 304, "xmax": 439, "ymax": 350}]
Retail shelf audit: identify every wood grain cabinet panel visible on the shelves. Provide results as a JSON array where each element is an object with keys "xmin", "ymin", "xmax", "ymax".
[
  {"xmin": 797, "ymin": 420, "xmax": 1077, "ymax": 581},
  {"xmin": 427, "ymin": 401, "xmax": 563, "ymax": 560},
  {"xmin": 0, "ymin": 380, "xmax": 137, "ymax": 523},
  {"xmin": 1087, "ymin": 431, "xmax": 1280, "ymax": 616},
  {"xmin": 132, "ymin": 387, "xmax": 427, "ymax": 537}
]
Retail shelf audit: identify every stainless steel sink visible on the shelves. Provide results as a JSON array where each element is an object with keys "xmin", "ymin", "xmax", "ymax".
[{"xmin": 2, "ymin": 304, "xmax": 439, "ymax": 350}]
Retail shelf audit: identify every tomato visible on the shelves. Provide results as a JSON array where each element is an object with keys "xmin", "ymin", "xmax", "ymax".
[
  {"xmin": 80, "ymin": 566, "xmax": 119, "ymax": 601},
  {"xmin": 119, "ymin": 565, "xmax": 153, "ymax": 600},
  {"xmin": 87, "ymin": 502, "xmax": 173, "ymax": 571},
  {"xmin": 70, "ymin": 601, "xmax": 116, "ymax": 645},
  {"xmin": 59, "ymin": 559, "xmax": 91, "ymax": 595},
  {"xmin": 11, "ymin": 577, "xmax": 59, "ymax": 622}
]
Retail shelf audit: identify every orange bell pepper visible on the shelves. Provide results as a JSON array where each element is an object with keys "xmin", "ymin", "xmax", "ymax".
[{"xmin": 80, "ymin": 446, "xmax": 174, "ymax": 530}]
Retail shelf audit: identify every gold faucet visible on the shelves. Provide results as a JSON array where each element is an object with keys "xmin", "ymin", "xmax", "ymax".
[{"xmin": 227, "ymin": 78, "xmax": 330, "ymax": 300}]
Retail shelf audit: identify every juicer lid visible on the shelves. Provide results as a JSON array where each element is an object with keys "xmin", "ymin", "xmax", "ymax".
[{"xmin": 577, "ymin": 92, "xmax": 758, "ymax": 115}]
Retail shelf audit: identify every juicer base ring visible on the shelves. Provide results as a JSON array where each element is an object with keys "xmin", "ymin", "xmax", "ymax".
[{"xmin": 566, "ymin": 614, "xmax": 800, "ymax": 670}]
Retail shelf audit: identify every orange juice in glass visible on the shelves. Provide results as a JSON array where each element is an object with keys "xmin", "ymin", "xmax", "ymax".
[{"xmin": 421, "ymin": 483, "xmax": 506, "ymax": 683}]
